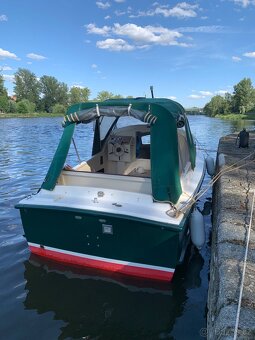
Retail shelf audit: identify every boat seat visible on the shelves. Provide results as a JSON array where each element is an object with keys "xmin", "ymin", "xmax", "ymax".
[
  {"xmin": 73, "ymin": 161, "xmax": 95, "ymax": 172},
  {"xmin": 123, "ymin": 159, "xmax": 151, "ymax": 177}
]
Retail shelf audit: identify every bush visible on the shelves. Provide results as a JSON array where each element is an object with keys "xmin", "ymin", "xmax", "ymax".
[
  {"xmin": 7, "ymin": 100, "xmax": 17, "ymax": 113},
  {"xmin": 52, "ymin": 104, "xmax": 66, "ymax": 115},
  {"xmin": 0, "ymin": 95, "xmax": 8, "ymax": 113},
  {"xmin": 16, "ymin": 99, "xmax": 35, "ymax": 113}
]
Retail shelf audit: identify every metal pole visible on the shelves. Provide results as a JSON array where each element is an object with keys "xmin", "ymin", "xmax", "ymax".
[
  {"xmin": 150, "ymin": 86, "xmax": 154, "ymax": 98},
  {"xmin": 72, "ymin": 138, "xmax": 81, "ymax": 163}
]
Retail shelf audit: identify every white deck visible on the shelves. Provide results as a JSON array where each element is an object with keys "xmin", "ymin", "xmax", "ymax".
[{"xmin": 19, "ymin": 150, "xmax": 205, "ymax": 228}]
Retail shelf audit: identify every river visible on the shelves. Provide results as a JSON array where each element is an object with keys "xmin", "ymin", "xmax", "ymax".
[{"xmin": 0, "ymin": 116, "xmax": 254, "ymax": 340}]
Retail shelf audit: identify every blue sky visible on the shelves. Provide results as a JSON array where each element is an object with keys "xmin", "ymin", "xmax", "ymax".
[{"xmin": 1, "ymin": 0, "xmax": 255, "ymax": 108}]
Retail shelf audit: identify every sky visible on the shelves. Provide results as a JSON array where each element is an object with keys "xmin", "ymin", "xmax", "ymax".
[{"xmin": 1, "ymin": 0, "xmax": 255, "ymax": 108}]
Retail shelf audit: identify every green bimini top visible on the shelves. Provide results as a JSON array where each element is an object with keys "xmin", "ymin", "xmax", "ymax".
[{"xmin": 41, "ymin": 98, "xmax": 196, "ymax": 204}]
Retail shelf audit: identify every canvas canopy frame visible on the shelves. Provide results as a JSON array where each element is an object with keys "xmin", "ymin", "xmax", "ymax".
[{"xmin": 41, "ymin": 98, "xmax": 196, "ymax": 204}]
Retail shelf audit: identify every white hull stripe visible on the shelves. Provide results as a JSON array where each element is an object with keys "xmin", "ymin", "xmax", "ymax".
[{"xmin": 28, "ymin": 242, "xmax": 175, "ymax": 273}]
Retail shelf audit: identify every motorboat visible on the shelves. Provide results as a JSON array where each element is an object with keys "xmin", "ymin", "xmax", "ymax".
[{"xmin": 16, "ymin": 98, "xmax": 205, "ymax": 281}]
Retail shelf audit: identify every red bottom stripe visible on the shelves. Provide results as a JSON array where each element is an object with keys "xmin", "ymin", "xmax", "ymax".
[{"xmin": 29, "ymin": 245, "xmax": 174, "ymax": 282}]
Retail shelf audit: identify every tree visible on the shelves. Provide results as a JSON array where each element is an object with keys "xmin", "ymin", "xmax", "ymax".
[
  {"xmin": 16, "ymin": 99, "xmax": 36, "ymax": 114},
  {"xmin": 233, "ymin": 78, "xmax": 254, "ymax": 114},
  {"xmin": 0, "ymin": 95, "xmax": 8, "ymax": 112},
  {"xmin": 14, "ymin": 68, "xmax": 40, "ymax": 108},
  {"xmin": 69, "ymin": 86, "xmax": 91, "ymax": 105},
  {"xmin": 0, "ymin": 74, "xmax": 8, "ymax": 97},
  {"xmin": 40, "ymin": 76, "xmax": 68, "ymax": 112},
  {"xmin": 7, "ymin": 100, "xmax": 17, "ymax": 113},
  {"xmin": 52, "ymin": 103, "xmax": 66, "ymax": 115},
  {"xmin": 204, "ymin": 95, "xmax": 229, "ymax": 117},
  {"xmin": 112, "ymin": 94, "xmax": 123, "ymax": 99},
  {"xmin": 96, "ymin": 91, "xmax": 115, "ymax": 101}
]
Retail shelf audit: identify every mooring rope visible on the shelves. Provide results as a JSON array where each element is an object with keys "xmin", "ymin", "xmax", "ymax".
[
  {"xmin": 179, "ymin": 151, "xmax": 255, "ymax": 214},
  {"xmin": 233, "ymin": 190, "xmax": 255, "ymax": 340}
]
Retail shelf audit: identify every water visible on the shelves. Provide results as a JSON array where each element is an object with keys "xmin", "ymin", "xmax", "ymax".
[{"xmin": 0, "ymin": 116, "xmax": 254, "ymax": 340}]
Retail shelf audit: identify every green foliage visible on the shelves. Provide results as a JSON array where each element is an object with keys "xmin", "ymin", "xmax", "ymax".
[
  {"xmin": 14, "ymin": 68, "xmax": 40, "ymax": 108},
  {"xmin": 204, "ymin": 95, "xmax": 231, "ymax": 117},
  {"xmin": 0, "ymin": 74, "xmax": 8, "ymax": 97},
  {"xmin": 52, "ymin": 103, "xmax": 66, "ymax": 115},
  {"xmin": 69, "ymin": 86, "xmax": 91, "ymax": 104},
  {"xmin": 0, "ymin": 95, "xmax": 8, "ymax": 112},
  {"xmin": 233, "ymin": 78, "xmax": 254, "ymax": 114},
  {"xmin": 96, "ymin": 91, "xmax": 115, "ymax": 101},
  {"xmin": 96, "ymin": 91, "xmax": 125, "ymax": 101},
  {"xmin": 7, "ymin": 100, "xmax": 17, "ymax": 113},
  {"xmin": 16, "ymin": 99, "xmax": 36, "ymax": 114},
  {"xmin": 204, "ymin": 78, "xmax": 255, "ymax": 116},
  {"xmin": 40, "ymin": 76, "xmax": 68, "ymax": 112}
]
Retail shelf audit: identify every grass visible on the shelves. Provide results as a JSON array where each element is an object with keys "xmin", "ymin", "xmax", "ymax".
[
  {"xmin": 0, "ymin": 112, "xmax": 64, "ymax": 118},
  {"xmin": 215, "ymin": 113, "xmax": 255, "ymax": 120}
]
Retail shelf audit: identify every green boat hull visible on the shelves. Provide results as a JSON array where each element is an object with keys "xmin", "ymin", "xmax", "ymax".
[{"xmin": 18, "ymin": 205, "xmax": 190, "ymax": 281}]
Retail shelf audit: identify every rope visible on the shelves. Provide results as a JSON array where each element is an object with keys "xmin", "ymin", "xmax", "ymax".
[
  {"xmin": 178, "ymin": 151, "xmax": 255, "ymax": 213},
  {"xmin": 233, "ymin": 190, "xmax": 255, "ymax": 340}
]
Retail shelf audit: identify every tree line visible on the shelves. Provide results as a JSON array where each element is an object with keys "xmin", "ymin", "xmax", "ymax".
[
  {"xmin": 0, "ymin": 68, "xmax": 127, "ymax": 114},
  {"xmin": 1, "ymin": 69, "xmax": 254, "ymax": 116},
  {"xmin": 204, "ymin": 78, "xmax": 255, "ymax": 116}
]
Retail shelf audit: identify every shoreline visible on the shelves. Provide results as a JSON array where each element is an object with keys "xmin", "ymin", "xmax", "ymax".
[
  {"xmin": 1, "ymin": 112, "xmax": 255, "ymax": 120},
  {"xmin": 215, "ymin": 113, "xmax": 255, "ymax": 120},
  {"xmin": 0, "ymin": 113, "xmax": 63, "ymax": 119}
]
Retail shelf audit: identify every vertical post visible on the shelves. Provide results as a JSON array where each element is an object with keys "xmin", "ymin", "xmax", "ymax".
[{"xmin": 150, "ymin": 86, "xmax": 154, "ymax": 98}]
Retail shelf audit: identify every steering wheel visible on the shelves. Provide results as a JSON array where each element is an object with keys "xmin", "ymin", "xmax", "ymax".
[
  {"xmin": 108, "ymin": 136, "xmax": 130, "ymax": 159},
  {"xmin": 113, "ymin": 143, "xmax": 125, "ymax": 157}
]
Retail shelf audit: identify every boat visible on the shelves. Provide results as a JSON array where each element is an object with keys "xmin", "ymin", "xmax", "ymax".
[{"xmin": 16, "ymin": 98, "xmax": 205, "ymax": 282}]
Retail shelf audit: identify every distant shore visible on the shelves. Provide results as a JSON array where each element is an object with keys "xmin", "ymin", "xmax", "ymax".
[
  {"xmin": 1, "ymin": 112, "xmax": 255, "ymax": 120},
  {"xmin": 215, "ymin": 113, "xmax": 255, "ymax": 120},
  {"xmin": 0, "ymin": 112, "xmax": 63, "ymax": 118}
]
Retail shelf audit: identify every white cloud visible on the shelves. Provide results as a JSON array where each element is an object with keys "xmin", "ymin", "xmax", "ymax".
[
  {"xmin": 232, "ymin": 0, "xmax": 255, "ymax": 7},
  {"xmin": 0, "ymin": 14, "xmax": 8, "ymax": 21},
  {"xmin": 189, "ymin": 94, "xmax": 205, "ymax": 99},
  {"xmin": 3, "ymin": 74, "xmax": 15, "ymax": 82},
  {"xmin": 26, "ymin": 53, "xmax": 47, "ymax": 60},
  {"xmin": 177, "ymin": 25, "xmax": 224, "ymax": 33},
  {"xmin": 232, "ymin": 56, "xmax": 241, "ymax": 62},
  {"xmin": 0, "ymin": 48, "xmax": 19, "ymax": 60},
  {"xmin": 96, "ymin": 1, "xmax": 111, "ymax": 9},
  {"xmin": 97, "ymin": 39, "xmax": 135, "ymax": 51},
  {"xmin": 216, "ymin": 90, "xmax": 228, "ymax": 95},
  {"xmin": 115, "ymin": 10, "xmax": 126, "ymax": 16},
  {"xmin": 114, "ymin": 0, "xmax": 125, "ymax": 2},
  {"xmin": 86, "ymin": 23, "xmax": 111, "ymax": 36},
  {"xmin": 113, "ymin": 23, "xmax": 183, "ymax": 45},
  {"xmin": 104, "ymin": 15, "xmax": 111, "ymax": 20},
  {"xmin": 0, "ymin": 65, "xmax": 13, "ymax": 71},
  {"xmin": 155, "ymin": 2, "xmax": 198, "ymax": 18},
  {"xmin": 91, "ymin": 64, "xmax": 98, "ymax": 68},
  {"xmin": 168, "ymin": 96, "xmax": 177, "ymax": 100},
  {"xmin": 87, "ymin": 23, "xmax": 191, "ymax": 49},
  {"xmin": 243, "ymin": 51, "xmax": 255, "ymax": 58},
  {"xmin": 71, "ymin": 84, "xmax": 85, "ymax": 89},
  {"xmin": 130, "ymin": 2, "xmax": 199, "ymax": 18},
  {"xmin": 199, "ymin": 91, "xmax": 213, "ymax": 96}
]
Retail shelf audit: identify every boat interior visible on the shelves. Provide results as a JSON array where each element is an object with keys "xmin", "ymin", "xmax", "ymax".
[{"xmin": 57, "ymin": 120, "xmax": 191, "ymax": 192}]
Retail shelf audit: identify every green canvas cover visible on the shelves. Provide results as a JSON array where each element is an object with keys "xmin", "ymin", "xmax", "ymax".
[{"xmin": 41, "ymin": 98, "xmax": 196, "ymax": 204}]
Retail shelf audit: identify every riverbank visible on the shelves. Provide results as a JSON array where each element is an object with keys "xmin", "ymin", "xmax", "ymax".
[
  {"xmin": 0, "ymin": 112, "xmax": 63, "ymax": 118},
  {"xmin": 207, "ymin": 132, "xmax": 255, "ymax": 339},
  {"xmin": 215, "ymin": 113, "xmax": 255, "ymax": 120}
]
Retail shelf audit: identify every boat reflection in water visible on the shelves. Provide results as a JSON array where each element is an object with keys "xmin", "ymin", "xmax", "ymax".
[{"xmin": 23, "ymin": 244, "xmax": 204, "ymax": 339}]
